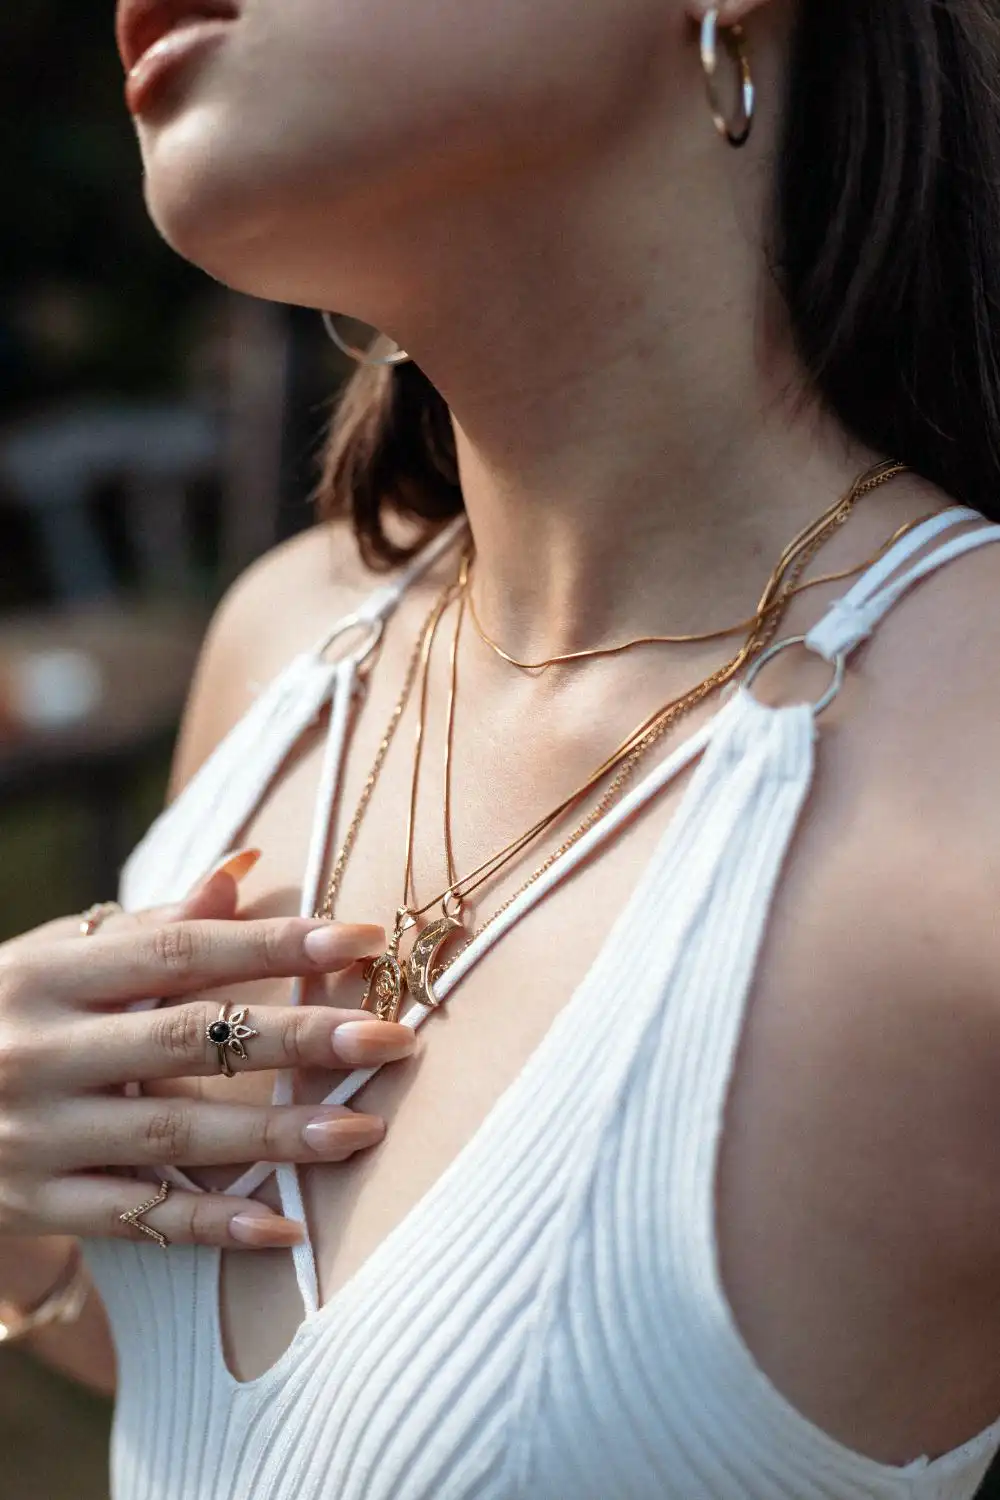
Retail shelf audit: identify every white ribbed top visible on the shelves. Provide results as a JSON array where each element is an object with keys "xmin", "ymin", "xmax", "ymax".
[{"xmin": 85, "ymin": 509, "xmax": 1000, "ymax": 1499}]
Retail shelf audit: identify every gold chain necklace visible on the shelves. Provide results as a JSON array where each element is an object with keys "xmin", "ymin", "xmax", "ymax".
[
  {"xmin": 318, "ymin": 461, "xmax": 909, "ymax": 1022},
  {"xmin": 316, "ymin": 574, "xmax": 460, "ymax": 934},
  {"xmin": 464, "ymin": 462, "xmax": 907, "ymax": 673},
  {"xmin": 420, "ymin": 461, "xmax": 911, "ymax": 921}
]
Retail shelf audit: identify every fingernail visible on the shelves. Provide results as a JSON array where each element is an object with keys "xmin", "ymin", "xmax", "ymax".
[
  {"xmin": 333, "ymin": 1020, "xmax": 417, "ymax": 1067},
  {"xmin": 229, "ymin": 1210, "xmax": 304, "ymax": 1246},
  {"xmin": 207, "ymin": 848, "xmax": 262, "ymax": 885},
  {"xmin": 303, "ymin": 1111, "xmax": 386, "ymax": 1154},
  {"xmin": 303, "ymin": 923, "xmax": 386, "ymax": 967}
]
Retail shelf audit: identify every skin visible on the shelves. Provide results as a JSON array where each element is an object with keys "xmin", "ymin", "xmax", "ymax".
[
  {"xmin": 0, "ymin": 867, "xmax": 412, "ymax": 1388},
  {"xmin": 8, "ymin": 0, "xmax": 1000, "ymax": 1471}
]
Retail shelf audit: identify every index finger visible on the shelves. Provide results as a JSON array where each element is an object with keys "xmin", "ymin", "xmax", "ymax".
[{"xmin": 16, "ymin": 919, "xmax": 386, "ymax": 1009}]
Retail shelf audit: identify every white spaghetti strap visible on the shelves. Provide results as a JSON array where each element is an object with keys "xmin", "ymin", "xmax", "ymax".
[
  {"xmin": 216, "ymin": 657, "xmax": 362, "ymax": 1312},
  {"xmin": 313, "ymin": 516, "xmax": 467, "ymax": 652},
  {"xmin": 834, "ymin": 506, "xmax": 980, "ymax": 603},
  {"xmin": 296, "ymin": 658, "xmax": 360, "ymax": 943},
  {"xmin": 805, "ymin": 506, "xmax": 998, "ymax": 662},
  {"xmin": 277, "ymin": 656, "xmax": 360, "ymax": 1314}
]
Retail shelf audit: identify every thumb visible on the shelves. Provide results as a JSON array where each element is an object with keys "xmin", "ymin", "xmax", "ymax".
[
  {"xmin": 2, "ymin": 849, "xmax": 264, "ymax": 954},
  {"xmin": 174, "ymin": 848, "xmax": 263, "ymax": 922}
]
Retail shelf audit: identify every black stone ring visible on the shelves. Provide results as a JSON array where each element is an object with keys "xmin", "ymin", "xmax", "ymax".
[{"xmin": 206, "ymin": 1004, "xmax": 259, "ymax": 1078}]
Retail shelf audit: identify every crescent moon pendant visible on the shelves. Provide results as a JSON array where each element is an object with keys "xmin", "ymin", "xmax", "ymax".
[{"xmin": 404, "ymin": 917, "xmax": 464, "ymax": 1010}]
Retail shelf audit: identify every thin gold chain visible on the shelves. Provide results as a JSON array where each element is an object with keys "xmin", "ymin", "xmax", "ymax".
[
  {"xmin": 316, "ymin": 577, "xmax": 459, "ymax": 922},
  {"xmin": 318, "ymin": 461, "xmax": 908, "ymax": 935},
  {"xmin": 402, "ymin": 577, "xmax": 466, "ymax": 914},
  {"xmin": 465, "ymin": 462, "xmax": 909, "ymax": 671},
  {"xmin": 442, "ymin": 559, "xmax": 471, "ymax": 904},
  {"xmin": 440, "ymin": 567, "xmax": 789, "ymax": 965},
  {"xmin": 426, "ymin": 462, "xmax": 908, "ymax": 921},
  {"xmin": 437, "ymin": 465, "xmax": 914, "ymax": 965}
]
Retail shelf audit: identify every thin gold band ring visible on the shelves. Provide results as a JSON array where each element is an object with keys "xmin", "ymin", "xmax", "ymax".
[{"xmin": 79, "ymin": 902, "xmax": 123, "ymax": 938}]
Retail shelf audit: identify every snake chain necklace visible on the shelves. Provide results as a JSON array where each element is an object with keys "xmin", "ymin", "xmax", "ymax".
[{"xmin": 317, "ymin": 461, "xmax": 911, "ymax": 1023}]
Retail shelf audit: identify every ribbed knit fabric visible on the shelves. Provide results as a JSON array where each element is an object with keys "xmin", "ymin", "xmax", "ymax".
[{"xmin": 84, "ymin": 508, "xmax": 1000, "ymax": 1499}]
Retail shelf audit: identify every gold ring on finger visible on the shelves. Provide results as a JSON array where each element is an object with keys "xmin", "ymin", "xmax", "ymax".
[
  {"xmin": 79, "ymin": 901, "xmax": 124, "ymax": 937},
  {"xmin": 207, "ymin": 1004, "xmax": 259, "ymax": 1078},
  {"xmin": 119, "ymin": 1180, "xmax": 171, "ymax": 1249}
]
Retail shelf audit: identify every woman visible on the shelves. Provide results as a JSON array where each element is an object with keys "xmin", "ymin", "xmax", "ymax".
[{"xmin": 3, "ymin": 0, "xmax": 1000, "ymax": 1495}]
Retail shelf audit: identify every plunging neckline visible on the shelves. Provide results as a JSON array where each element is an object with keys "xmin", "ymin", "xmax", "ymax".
[
  {"xmin": 91, "ymin": 506, "xmax": 1000, "ymax": 1499},
  {"xmin": 213, "ymin": 686, "xmax": 787, "ymax": 1392},
  {"xmin": 206, "ymin": 678, "xmax": 1000, "ymax": 1488}
]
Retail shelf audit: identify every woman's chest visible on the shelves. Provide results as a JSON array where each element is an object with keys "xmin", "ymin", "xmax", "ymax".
[
  {"xmin": 145, "ymin": 697, "xmax": 702, "ymax": 1371},
  {"xmin": 144, "ymin": 690, "xmax": 995, "ymax": 1468}
]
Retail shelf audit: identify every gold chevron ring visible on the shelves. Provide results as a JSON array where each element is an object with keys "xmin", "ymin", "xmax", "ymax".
[{"xmin": 119, "ymin": 1181, "xmax": 171, "ymax": 1250}]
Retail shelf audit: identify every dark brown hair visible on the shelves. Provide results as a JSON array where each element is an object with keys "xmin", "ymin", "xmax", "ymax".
[{"xmin": 316, "ymin": 1, "xmax": 1000, "ymax": 568}]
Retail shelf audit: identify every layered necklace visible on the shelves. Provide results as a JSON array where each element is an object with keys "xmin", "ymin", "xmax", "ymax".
[{"xmin": 317, "ymin": 461, "xmax": 913, "ymax": 1023}]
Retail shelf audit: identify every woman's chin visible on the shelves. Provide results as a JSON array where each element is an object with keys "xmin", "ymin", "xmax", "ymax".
[
  {"xmin": 139, "ymin": 123, "xmax": 305, "ymax": 299},
  {"xmin": 141, "ymin": 140, "xmax": 408, "ymax": 310},
  {"xmin": 136, "ymin": 83, "xmax": 472, "ymax": 306}
]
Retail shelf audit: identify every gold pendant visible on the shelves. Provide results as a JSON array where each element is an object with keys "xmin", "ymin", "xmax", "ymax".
[
  {"xmin": 361, "ymin": 908, "xmax": 416, "ymax": 1024},
  {"xmin": 404, "ymin": 916, "xmax": 463, "ymax": 1010},
  {"xmin": 361, "ymin": 952, "xmax": 406, "ymax": 1023},
  {"xmin": 361, "ymin": 910, "xmax": 462, "ymax": 1022}
]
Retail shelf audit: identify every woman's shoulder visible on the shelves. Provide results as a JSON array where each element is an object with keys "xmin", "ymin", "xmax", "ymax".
[
  {"xmin": 222, "ymin": 515, "xmax": 377, "ymax": 659},
  {"xmin": 168, "ymin": 518, "xmax": 377, "ymax": 796},
  {"xmin": 818, "ymin": 530, "xmax": 1000, "ymax": 1242}
]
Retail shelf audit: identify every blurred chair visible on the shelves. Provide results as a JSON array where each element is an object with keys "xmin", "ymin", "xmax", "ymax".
[
  {"xmin": 0, "ymin": 400, "xmax": 220, "ymax": 601},
  {"xmin": 0, "ymin": 399, "xmax": 223, "ymax": 902},
  {"xmin": 0, "ymin": 298, "xmax": 293, "ymax": 910}
]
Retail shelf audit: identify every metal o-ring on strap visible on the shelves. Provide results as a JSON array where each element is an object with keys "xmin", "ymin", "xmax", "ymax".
[
  {"xmin": 316, "ymin": 612, "xmax": 386, "ymax": 671},
  {"xmin": 742, "ymin": 635, "xmax": 846, "ymax": 717}
]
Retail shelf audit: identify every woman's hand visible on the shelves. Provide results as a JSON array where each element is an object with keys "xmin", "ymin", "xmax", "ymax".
[{"xmin": 0, "ymin": 861, "xmax": 413, "ymax": 1250}]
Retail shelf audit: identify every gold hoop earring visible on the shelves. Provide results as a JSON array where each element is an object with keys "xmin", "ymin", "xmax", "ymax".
[
  {"xmin": 700, "ymin": 10, "xmax": 755, "ymax": 148},
  {"xmin": 321, "ymin": 311, "xmax": 412, "ymax": 368}
]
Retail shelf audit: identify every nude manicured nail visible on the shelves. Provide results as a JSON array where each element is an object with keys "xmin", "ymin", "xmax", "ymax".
[
  {"xmin": 303, "ymin": 1112, "xmax": 386, "ymax": 1154},
  {"xmin": 333, "ymin": 1020, "xmax": 417, "ymax": 1066},
  {"xmin": 303, "ymin": 923, "xmax": 386, "ymax": 967},
  {"xmin": 229, "ymin": 1212, "xmax": 305, "ymax": 1247}
]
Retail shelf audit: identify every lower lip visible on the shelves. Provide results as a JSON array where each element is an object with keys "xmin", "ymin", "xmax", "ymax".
[{"xmin": 125, "ymin": 20, "xmax": 232, "ymax": 117}]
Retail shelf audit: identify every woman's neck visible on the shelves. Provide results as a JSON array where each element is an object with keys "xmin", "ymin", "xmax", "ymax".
[
  {"xmin": 322, "ymin": 8, "xmax": 884, "ymax": 658},
  {"xmin": 448, "ymin": 361, "xmax": 879, "ymax": 664},
  {"xmin": 409, "ymin": 235, "xmax": 879, "ymax": 660}
]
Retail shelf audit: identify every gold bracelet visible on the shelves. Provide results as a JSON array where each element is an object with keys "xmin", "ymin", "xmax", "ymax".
[{"xmin": 0, "ymin": 1243, "xmax": 89, "ymax": 1345}]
